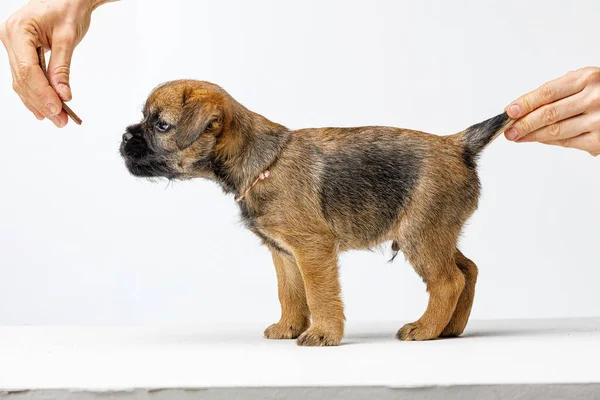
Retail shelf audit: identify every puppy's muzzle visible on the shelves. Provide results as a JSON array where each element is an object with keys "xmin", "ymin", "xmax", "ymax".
[{"xmin": 121, "ymin": 131, "xmax": 149, "ymax": 160}]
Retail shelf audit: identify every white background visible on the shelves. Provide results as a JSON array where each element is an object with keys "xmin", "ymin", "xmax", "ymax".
[{"xmin": 0, "ymin": 0, "xmax": 598, "ymax": 326}]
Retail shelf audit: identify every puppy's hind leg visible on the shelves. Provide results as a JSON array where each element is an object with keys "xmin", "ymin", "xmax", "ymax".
[
  {"xmin": 264, "ymin": 250, "xmax": 310, "ymax": 340},
  {"xmin": 440, "ymin": 249, "xmax": 478, "ymax": 337},
  {"xmin": 397, "ymin": 239, "xmax": 465, "ymax": 341}
]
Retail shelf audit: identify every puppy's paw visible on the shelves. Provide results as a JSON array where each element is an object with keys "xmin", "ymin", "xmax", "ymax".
[
  {"xmin": 396, "ymin": 322, "xmax": 439, "ymax": 341},
  {"xmin": 264, "ymin": 321, "xmax": 309, "ymax": 340},
  {"xmin": 296, "ymin": 326, "xmax": 342, "ymax": 347}
]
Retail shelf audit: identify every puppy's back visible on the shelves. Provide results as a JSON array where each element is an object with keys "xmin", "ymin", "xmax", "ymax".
[
  {"xmin": 309, "ymin": 127, "xmax": 427, "ymax": 244},
  {"xmin": 282, "ymin": 115, "xmax": 510, "ymax": 248}
]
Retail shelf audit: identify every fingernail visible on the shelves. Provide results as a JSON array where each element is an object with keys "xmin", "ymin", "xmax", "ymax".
[
  {"xmin": 49, "ymin": 115, "xmax": 63, "ymax": 127},
  {"xmin": 58, "ymin": 84, "xmax": 72, "ymax": 101},
  {"xmin": 508, "ymin": 104, "xmax": 521, "ymax": 118},
  {"xmin": 47, "ymin": 103, "xmax": 60, "ymax": 115},
  {"xmin": 506, "ymin": 128, "xmax": 518, "ymax": 141}
]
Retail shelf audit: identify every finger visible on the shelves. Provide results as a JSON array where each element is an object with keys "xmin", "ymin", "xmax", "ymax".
[
  {"xmin": 10, "ymin": 38, "xmax": 63, "ymax": 118},
  {"xmin": 53, "ymin": 110, "xmax": 69, "ymax": 127},
  {"xmin": 20, "ymin": 86, "xmax": 68, "ymax": 127},
  {"xmin": 6, "ymin": 51, "xmax": 56, "ymax": 123},
  {"xmin": 47, "ymin": 110, "xmax": 68, "ymax": 128},
  {"xmin": 1, "ymin": 33, "xmax": 43, "ymax": 117},
  {"xmin": 18, "ymin": 93, "xmax": 45, "ymax": 120},
  {"xmin": 505, "ymin": 71, "xmax": 586, "ymax": 119},
  {"xmin": 47, "ymin": 33, "xmax": 75, "ymax": 101},
  {"xmin": 2, "ymin": 23, "xmax": 64, "ymax": 123},
  {"xmin": 43, "ymin": 111, "xmax": 67, "ymax": 128},
  {"xmin": 505, "ymin": 90, "xmax": 589, "ymax": 141},
  {"xmin": 543, "ymin": 132, "xmax": 600, "ymax": 155},
  {"xmin": 17, "ymin": 81, "xmax": 67, "ymax": 127},
  {"xmin": 516, "ymin": 114, "xmax": 591, "ymax": 143}
]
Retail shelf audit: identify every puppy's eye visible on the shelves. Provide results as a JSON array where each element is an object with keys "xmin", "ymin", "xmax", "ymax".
[{"xmin": 155, "ymin": 121, "xmax": 171, "ymax": 132}]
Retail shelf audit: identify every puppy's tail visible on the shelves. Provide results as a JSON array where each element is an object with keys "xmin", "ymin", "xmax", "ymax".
[{"xmin": 455, "ymin": 112, "xmax": 515, "ymax": 166}]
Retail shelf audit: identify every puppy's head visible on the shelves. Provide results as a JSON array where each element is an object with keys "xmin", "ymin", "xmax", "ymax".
[{"xmin": 120, "ymin": 80, "xmax": 232, "ymax": 180}]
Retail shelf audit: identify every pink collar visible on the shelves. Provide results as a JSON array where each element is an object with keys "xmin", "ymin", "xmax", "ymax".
[{"xmin": 234, "ymin": 170, "xmax": 271, "ymax": 203}]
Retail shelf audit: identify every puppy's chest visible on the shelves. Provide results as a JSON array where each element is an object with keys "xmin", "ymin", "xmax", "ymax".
[{"xmin": 237, "ymin": 201, "xmax": 290, "ymax": 255}]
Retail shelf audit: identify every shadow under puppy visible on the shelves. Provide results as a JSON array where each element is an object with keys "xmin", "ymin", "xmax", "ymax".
[{"xmin": 121, "ymin": 80, "xmax": 513, "ymax": 346}]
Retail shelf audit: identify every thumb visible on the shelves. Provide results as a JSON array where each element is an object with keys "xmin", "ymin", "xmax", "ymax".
[{"xmin": 47, "ymin": 35, "xmax": 75, "ymax": 102}]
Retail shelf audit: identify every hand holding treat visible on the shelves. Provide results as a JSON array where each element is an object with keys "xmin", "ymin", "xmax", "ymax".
[{"xmin": 0, "ymin": 0, "xmax": 116, "ymax": 127}]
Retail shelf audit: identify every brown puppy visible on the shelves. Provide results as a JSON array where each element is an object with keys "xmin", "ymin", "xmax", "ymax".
[{"xmin": 120, "ymin": 80, "xmax": 513, "ymax": 346}]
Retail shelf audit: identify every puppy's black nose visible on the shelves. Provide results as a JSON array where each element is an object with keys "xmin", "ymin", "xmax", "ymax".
[{"xmin": 122, "ymin": 132, "xmax": 133, "ymax": 143}]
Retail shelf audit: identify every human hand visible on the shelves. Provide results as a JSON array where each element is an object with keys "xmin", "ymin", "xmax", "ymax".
[
  {"xmin": 504, "ymin": 67, "xmax": 600, "ymax": 157},
  {"xmin": 0, "ymin": 0, "xmax": 113, "ymax": 127}
]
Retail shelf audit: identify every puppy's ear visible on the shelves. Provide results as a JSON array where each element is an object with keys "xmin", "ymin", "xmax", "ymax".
[{"xmin": 176, "ymin": 91, "xmax": 223, "ymax": 150}]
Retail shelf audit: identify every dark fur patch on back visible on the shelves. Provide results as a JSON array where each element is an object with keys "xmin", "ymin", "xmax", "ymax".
[{"xmin": 319, "ymin": 128, "xmax": 423, "ymax": 242}]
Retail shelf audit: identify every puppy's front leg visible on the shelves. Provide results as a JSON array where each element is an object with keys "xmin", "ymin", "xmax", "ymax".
[
  {"xmin": 293, "ymin": 243, "xmax": 345, "ymax": 346},
  {"xmin": 264, "ymin": 250, "xmax": 310, "ymax": 340}
]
